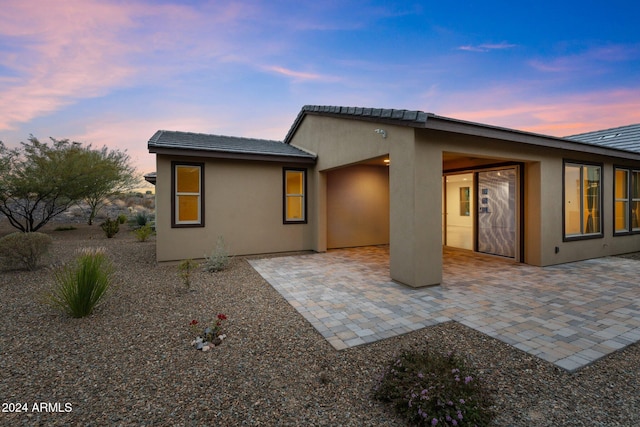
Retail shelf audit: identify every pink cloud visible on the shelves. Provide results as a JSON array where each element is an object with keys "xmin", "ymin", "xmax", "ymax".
[
  {"xmin": 262, "ymin": 65, "xmax": 340, "ymax": 83},
  {"xmin": 438, "ymin": 87, "xmax": 640, "ymax": 137},
  {"xmin": 0, "ymin": 0, "xmax": 256, "ymax": 131},
  {"xmin": 0, "ymin": 0, "xmax": 141, "ymax": 129}
]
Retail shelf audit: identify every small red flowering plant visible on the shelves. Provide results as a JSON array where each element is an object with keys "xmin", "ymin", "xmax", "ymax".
[{"xmin": 189, "ymin": 313, "xmax": 228, "ymax": 351}]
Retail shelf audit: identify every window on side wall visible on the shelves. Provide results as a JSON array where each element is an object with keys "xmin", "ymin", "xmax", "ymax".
[
  {"xmin": 283, "ymin": 168, "xmax": 306, "ymax": 224},
  {"xmin": 614, "ymin": 167, "xmax": 640, "ymax": 235},
  {"xmin": 172, "ymin": 162, "xmax": 204, "ymax": 227},
  {"xmin": 563, "ymin": 161, "xmax": 602, "ymax": 240}
]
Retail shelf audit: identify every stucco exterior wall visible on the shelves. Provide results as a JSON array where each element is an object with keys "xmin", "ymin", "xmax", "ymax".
[
  {"xmin": 290, "ymin": 115, "xmax": 397, "ymax": 170},
  {"xmin": 290, "ymin": 114, "xmax": 438, "ymax": 286},
  {"xmin": 155, "ymin": 154, "xmax": 314, "ymax": 262},
  {"xmin": 419, "ymin": 128, "xmax": 640, "ymax": 267},
  {"xmin": 326, "ymin": 165, "xmax": 389, "ymax": 248},
  {"xmin": 538, "ymin": 155, "xmax": 640, "ymax": 265},
  {"xmin": 289, "ymin": 114, "xmax": 413, "ymax": 257}
]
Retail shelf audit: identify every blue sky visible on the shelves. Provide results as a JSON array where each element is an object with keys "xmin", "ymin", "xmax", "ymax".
[{"xmin": 1, "ymin": 0, "xmax": 639, "ymax": 175}]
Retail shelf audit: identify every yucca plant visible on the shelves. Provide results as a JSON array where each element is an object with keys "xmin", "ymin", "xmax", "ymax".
[{"xmin": 48, "ymin": 248, "xmax": 114, "ymax": 318}]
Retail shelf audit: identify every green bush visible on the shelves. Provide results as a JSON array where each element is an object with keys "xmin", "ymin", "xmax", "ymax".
[
  {"xmin": 373, "ymin": 350, "xmax": 494, "ymax": 426},
  {"xmin": 203, "ymin": 236, "xmax": 231, "ymax": 272},
  {"xmin": 47, "ymin": 248, "xmax": 114, "ymax": 318},
  {"xmin": 117, "ymin": 213, "xmax": 128, "ymax": 224},
  {"xmin": 100, "ymin": 218, "xmax": 120, "ymax": 238},
  {"xmin": 0, "ymin": 232, "xmax": 53, "ymax": 270},
  {"xmin": 133, "ymin": 223, "xmax": 154, "ymax": 242}
]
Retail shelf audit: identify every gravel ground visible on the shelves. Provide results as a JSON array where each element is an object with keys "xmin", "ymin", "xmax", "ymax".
[{"xmin": 1, "ymin": 223, "xmax": 639, "ymax": 426}]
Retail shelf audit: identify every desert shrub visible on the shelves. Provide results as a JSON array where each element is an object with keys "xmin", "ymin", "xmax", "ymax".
[
  {"xmin": 133, "ymin": 223, "xmax": 154, "ymax": 242},
  {"xmin": 117, "ymin": 213, "xmax": 128, "ymax": 224},
  {"xmin": 203, "ymin": 236, "xmax": 231, "ymax": 272},
  {"xmin": 178, "ymin": 259, "xmax": 198, "ymax": 289},
  {"xmin": 47, "ymin": 248, "xmax": 114, "ymax": 318},
  {"xmin": 128, "ymin": 212, "xmax": 148, "ymax": 229},
  {"xmin": 373, "ymin": 350, "xmax": 494, "ymax": 426},
  {"xmin": 100, "ymin": 218, "xmax": 120, "ymax": 238},
  {"xmin": 0, "ymin": 232, "xmax": 53, "ymax": 270},
  {"xmin": 54, "ymin": 226, "xmax": 77, "ymax": 231}
]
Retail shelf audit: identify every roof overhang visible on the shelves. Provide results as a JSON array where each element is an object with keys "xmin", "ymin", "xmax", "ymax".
[
  {"xmin": 148, "ymin": 146, "xmax": 317, "ymax": 164},
  {"xmin": 143, "ymin": 172, "xmax": 156, "ymax": 185},
  {"xmin": 422, "ymin": 115, "xmax": 640, "ymax": 161}
]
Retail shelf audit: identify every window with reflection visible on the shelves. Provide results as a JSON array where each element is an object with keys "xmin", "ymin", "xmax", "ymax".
[
  {"xmin": 564, "ymin": 162, "xmax": 602, "ymax": 239},
  {"xmin": 284, "ymin": 168, "xmax": 306, "ymax": 223},
  {"xmin": 614, "ymin": 167, "xmax": 640, "ymax": 234},
  {"xmin": 173, "ymin": 162, "xmax": 204, "ymax": 227}
]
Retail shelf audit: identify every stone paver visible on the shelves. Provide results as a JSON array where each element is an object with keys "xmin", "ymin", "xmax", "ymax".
[{"xmin": 249, "ymin": 246, "xmax": 640, "ymax": 371}]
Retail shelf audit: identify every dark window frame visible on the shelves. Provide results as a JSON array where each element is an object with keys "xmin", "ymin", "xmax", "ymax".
[
  {"xmin": 171, "ymin": 161, "xmax": 205, "ymax": 228},
  {"xmin": 613, "ymin": 165, "xmax": 640, "ymax": 236},
  {"xmin": 562, "ymin": 159, "xmax": 604, "ymax": 241},
  {"xmin": 283, "ymin": 167, "xmax": 307, "ymax": 224}
]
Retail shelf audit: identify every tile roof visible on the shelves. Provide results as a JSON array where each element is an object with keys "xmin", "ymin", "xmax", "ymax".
[
  {"xmin": 283, "ymin": 104, "xmax": 640, "ymax": 160},
  {"xmin": 148, "ymin": 130, "xmax": 316, "ymax": 161},
  {"xmin": 284, "ymin": 105, "xmax": 429, "ymax": 143},
  {"xmin": 565, "ymin": 123, "xmax": 640, "ymax": 154},
  {"xmin": 147, "ymin": 107, "xmax": 640, "ymax": 163}
]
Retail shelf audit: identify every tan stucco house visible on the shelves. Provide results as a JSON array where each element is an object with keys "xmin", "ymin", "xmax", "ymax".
[{"xmin": 148, "ymin": 105, "xmax": 640, "ymax": 287}]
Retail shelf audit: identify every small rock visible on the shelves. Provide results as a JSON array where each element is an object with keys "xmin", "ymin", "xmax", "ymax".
[
  {"xmin": 212, "ymin": 337, "xmax": 222, "ymax": 346},
  {"xmin": 202, "ymin": 345, "xmax": 210, "ymax": 351},
  {"xmin": 196, "ymin": 342, "xmax": 203, "ymax": 350}
]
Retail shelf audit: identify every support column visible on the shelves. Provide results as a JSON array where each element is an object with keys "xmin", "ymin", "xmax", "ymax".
[
  {"xmin": 389, "ymin": 135, "xmax": 442, "ymax": 287},
  {"xmin": 313, "ymin": 170, "xmax": 328, "ymax": 252}
]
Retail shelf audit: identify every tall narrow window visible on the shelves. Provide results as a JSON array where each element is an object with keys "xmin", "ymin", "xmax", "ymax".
[
  {"xmin": 633, "ymin": 171, "xmax": 640, "ymax": 231},
  {"xmin": 615, "ymin": 168, "xmax": 629, "ymax": 233},
  {"xmin": 614, "ymin": 167, "xmax": 640, "ymax": 234},
  {"xmin": 564, "ymin": 162, "xmax": 602, "ymax": 239},
  {"xmin": 172, "ymin": 162, "xmax": 204, "ymax": 227},
  {"xmin": 284, "ymin": 168, "xmax": 306, "ymax": 223}
]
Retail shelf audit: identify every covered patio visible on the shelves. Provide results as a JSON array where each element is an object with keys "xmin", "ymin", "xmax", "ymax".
[{"xmin": 249, "ymin": 247, "xmax": 640, "ymax": 371}]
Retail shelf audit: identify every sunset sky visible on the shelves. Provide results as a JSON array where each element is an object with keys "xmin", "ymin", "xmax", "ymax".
[{"xmin": 2, "ymin": 0, "xmax": 640, "ymax": 176}]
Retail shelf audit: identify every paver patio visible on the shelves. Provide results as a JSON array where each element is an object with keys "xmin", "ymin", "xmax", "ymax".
[{"xmin": 249, "ymin": 246, "xmax": 640, "ymax": 372}]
